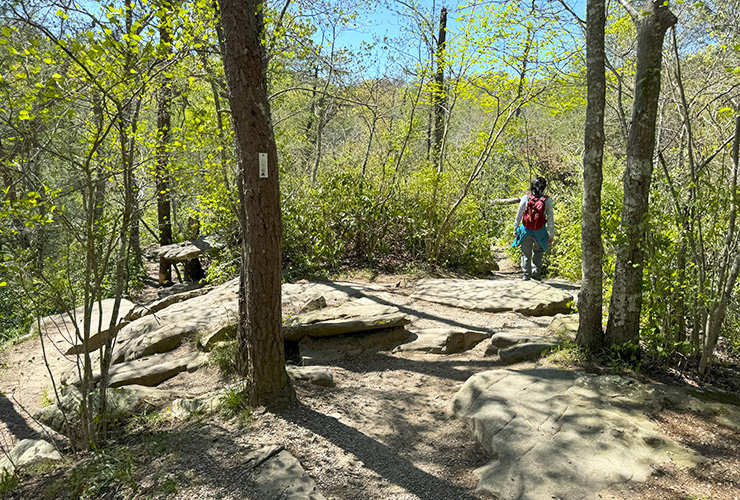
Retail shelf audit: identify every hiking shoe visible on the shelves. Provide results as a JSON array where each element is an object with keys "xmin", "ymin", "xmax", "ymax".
[{"xmin": 521, "ymin": 275, "xmax": 531, "ymax": 281}]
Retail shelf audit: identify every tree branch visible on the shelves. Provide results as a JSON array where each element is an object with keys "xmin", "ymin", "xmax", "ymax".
[
  {"xmin": 616, "ymin": 0, "xmax": 640, "ymax": 23},
  {"xmin": 268, "ymin": 86, "xmax": 378, "ymax": 108},
  {"xmin": 555, "ymin": 0, "xmax": 585, "ymax": 26},
  {"xmin": 490, "ymin": 197, "xmax": 522, "ymax": 205}
]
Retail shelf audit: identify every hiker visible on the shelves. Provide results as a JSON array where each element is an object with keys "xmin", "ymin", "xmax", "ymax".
[{"xmin": 512, "ymin": 176, "xmax": 555, "ymax": 280}]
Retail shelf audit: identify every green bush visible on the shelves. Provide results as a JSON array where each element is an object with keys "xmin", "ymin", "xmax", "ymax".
[
  {"xmin": 282, "ymin": 167, "xmax": 510, "ymax": 276},
  {"xmin": 548, "ymin": 155, "xmax": 623, "ymax": 284},
  {"xmin": 283, "ymin": 173, "xmax": 429, "ymax": 274}
]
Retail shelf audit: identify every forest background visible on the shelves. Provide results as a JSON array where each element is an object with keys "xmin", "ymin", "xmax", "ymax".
[{"xmin": 1, "ymin": 0, "xmax": 740, "ymax": 396}]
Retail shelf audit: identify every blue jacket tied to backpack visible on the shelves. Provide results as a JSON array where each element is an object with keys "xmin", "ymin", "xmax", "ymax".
[{"xmin": 512, "ymin": 194, "xmax": 555, "ymax": 252}]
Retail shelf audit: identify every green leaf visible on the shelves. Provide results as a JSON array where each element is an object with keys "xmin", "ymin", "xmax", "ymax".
[
  {"xmin": 718, "ymin": 107, "xmax": 734, "ymax": 119},
  {"xmin": 2, "ymin": 26, "xmax": 11, "ymax": 37}
]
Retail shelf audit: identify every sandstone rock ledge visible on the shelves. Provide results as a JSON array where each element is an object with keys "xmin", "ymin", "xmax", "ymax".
[
  {"xmin": 412, "ymin": 278, "xmax": 574, "ymax": 316},
  {"xmin": 452, "ymin": 368, "xmax": 706, "ymax": 500}
]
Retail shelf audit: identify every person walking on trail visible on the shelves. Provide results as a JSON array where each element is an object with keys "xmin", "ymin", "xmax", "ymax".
[{"xmin": 512, "ymin": 176, "xmax": 555, "ymax": 281}]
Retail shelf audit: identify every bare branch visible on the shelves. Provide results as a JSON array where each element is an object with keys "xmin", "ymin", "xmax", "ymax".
[
  {"xmin": 266, "ymin": 0, "xmax": 293, "ymax": 62},
  {"xmin": 616, "ymin": 0, "xmax": 640, "ymax": 23},
  {"xmin": 491, "ymin": 197, "xmax": 522, "ymax": 205},
  {"xmin": 555, "ymin": 0, "xmax": 585, "ymax": 26},
  {"xmin": 268, "ymin": 86, "xmax": 378, "ymax": 108}
]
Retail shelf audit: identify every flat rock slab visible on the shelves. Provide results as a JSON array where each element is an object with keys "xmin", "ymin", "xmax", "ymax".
[
  {"xmin": 107, "ymin": 352, "xmax": 207, "ymax": 388},
  {"xmin": 412, "ymin": 278, "xmax": 574, "ymax": 316},
  {"xmin": 282, "ymin": 281, "xmax": 387, "ymax": 310},
  {"xmin": 126, "ymin": 287, "xmax": 214, "ymax": 322},
  {"xmin": 66, "ymin": 351, "xmax": 207, "ymax": 388},
  {"xmin": 283, "ymin": 298, "xmax": 410, "ymax": 341},
  {"xmin": 246, "ymin": 445, "xmax": 326, "ymax": 500},
  {"xmin": 452, "ymin": 368, "xmax": 706, "ymax": 500},
  {"xmin": 488, "ymin": 331, "xmax": 558, "ymax": 352},
  {"xmin": 498, "ymin": 342, "xmax": 559, "ymax": 363},
  {"xmin": 31, "ymin": 298, "xmax": 136, "ymax": 356},
  {"xmin": 113, "ymin": 279, "xmax": 240, "ymax": 363},
  {"xmin": 154, "ymin": 239, "xmax": 213, "ymax": 261},
  {"xmin": 0, "ymin": 439, "xmax": 62, "ymax": 474},
  {"xmin": 395, "ymin": 328, "xmax": 491, "ymax": 354},
  {"xmin": 110, "ymin": 279, "xmax": 385, "ymax": 362}
]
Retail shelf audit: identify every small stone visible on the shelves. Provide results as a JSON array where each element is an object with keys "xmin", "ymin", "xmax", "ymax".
[
  {"xmin": 300, "ymin": 296, "xmax": 328, "ymax": 314},
  {"xmin": 548, "ymin": 314, "xmax": 579, "ymax": 338},
  {"xmin": 286, "ymin": 366, "xmax": 335, "ymax": 387},
  {"xmin": 396, "ymin": 328, "xmax": 491, "ymax": 354}
]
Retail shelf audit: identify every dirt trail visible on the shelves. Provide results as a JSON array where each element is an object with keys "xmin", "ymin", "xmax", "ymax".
[
  {"xmin": 3, "ymin": 255, "xmax": 738, "ymax": 500},
  {"xmin": 1, "ymin": 254, "xmax": 555, "ymax": 500}
]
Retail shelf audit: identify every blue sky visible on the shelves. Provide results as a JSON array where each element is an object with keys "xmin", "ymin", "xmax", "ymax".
[
  {"xmin": 313, "ymin": 0, "xmax": 588, "ymax": 74},
  {"xmin": 327, "ymin": 1, "xmax": 587, "ymax": 47}
]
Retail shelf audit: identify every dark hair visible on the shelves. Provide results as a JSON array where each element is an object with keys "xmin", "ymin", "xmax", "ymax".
[{"xmin": 530, "ymin": 176, "xmax": 547, "ymax": 198}]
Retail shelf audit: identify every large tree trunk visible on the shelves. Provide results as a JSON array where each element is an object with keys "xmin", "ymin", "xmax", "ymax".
[
  {"xmin": 156, "ymin": 19, "xmax": 173, "ymax": 286},
  {"xmin": 606, "ymin": 0, "xmax": 677, "ymax": 346},
  {"xmin": 218, "ymin": 0, "xmax": 295, "ymax": 406},
  {"xmin": 577, "ymin": 0, "xmax": 606, "ymax": 349}
]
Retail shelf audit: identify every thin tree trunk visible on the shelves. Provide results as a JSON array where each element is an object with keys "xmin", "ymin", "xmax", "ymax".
[
  {"xmin": 430, "ymin": 104, "xmax": 518, "ymax": 260},
  {"xmin": 361, "ymin": 112, "xmax": 377, "ymax": 177},
  {"xmin": 699, "ymin": 116, "xmax": 740, "ymax": 374},
  {"xmin": 98, "ymin": 100, "xmax": 137, "ymax": 440},
  {"xmin": 218, "ymin": 0, "xmax": 295, "ymax": 406},
  {"xmin": 577, "ymin": 0, "xmax": 606, "ymax": 349},
  {"xmin": 431, "ymin": 7, "xmax": 447, "ymax": 172},
  {"xmin": 157, "ymin": 18, "xmax": 174, "ymax": 286},
  {"xmin": 395, "ymin": 72, "xmax": 427, "ymax": 176},
  {"xmin": 606, "ymin": 0, "xmax": 677, "ymax": 346},
  {"xmin": 123, "ymin": 4, "xmax": 141, "ymax": 276}
]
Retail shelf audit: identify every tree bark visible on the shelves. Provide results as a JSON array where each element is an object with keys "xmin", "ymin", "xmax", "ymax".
[
  {"xmin": 218, "ymin": 0, "xmax": 295, "ymax": 406},
  {"xmin": 606, "ymin": 0, "xmax": 677, "ymax": 346},
  {"xmin": 156, "ymin": 18, "xmax": 173, "ymax": 286},
  {"xmin": 431, "ymin": 7, "xmax": 447, "ymax": 172},
  {"xmin": 576, "ymin": 0, "xmax": 606, "ymax": 349}
]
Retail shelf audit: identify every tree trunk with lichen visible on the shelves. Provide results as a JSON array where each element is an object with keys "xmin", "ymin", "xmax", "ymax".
[
  {"xmin": 606, "ymin": 0, "xmax": 677, "ymax": 346},
  {"xmin": 577, "ymin": 0, "xmax": 606, "ymax": 349}
]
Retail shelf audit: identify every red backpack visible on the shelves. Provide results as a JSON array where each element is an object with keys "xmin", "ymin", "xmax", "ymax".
[{"xmin": 522, "ymin": 195, "xmax": 547, "ymax": 230}]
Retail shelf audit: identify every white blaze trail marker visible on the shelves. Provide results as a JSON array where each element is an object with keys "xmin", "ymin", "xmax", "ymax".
[{"xmin": 259, "ymin": 153, "xmax": 268, "ymax": 178}]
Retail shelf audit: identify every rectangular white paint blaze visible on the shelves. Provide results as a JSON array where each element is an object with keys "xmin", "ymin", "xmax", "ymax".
[{"xmin": 259, "ymin": 153, "xmax": 268, "ymax": 178}]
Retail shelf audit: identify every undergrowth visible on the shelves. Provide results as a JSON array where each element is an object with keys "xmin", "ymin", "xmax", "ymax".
[
  {"xmin": 0, "ymin": 471, "xmax": 19, "ymax": 496},
  {"xmin": 219, "ymin": 386, "xmax": 252, "ymax": 425}
]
